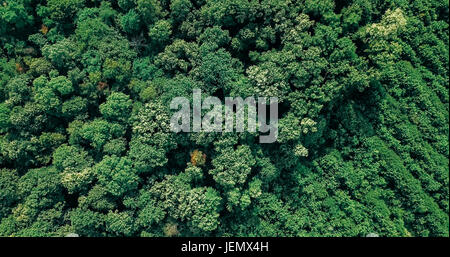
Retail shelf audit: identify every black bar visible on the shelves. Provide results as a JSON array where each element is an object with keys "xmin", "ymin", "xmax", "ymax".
[{"xmin": 0, "ymin": 237, "xmax": 447, "ymax": 256}]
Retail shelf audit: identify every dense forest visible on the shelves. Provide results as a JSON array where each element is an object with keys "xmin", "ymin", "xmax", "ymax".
[{"xmin": 0, "ymin": 0, "xmax": 448, "ymax": 237}]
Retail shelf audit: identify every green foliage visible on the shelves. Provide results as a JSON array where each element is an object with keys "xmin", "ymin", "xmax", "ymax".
[
  {"xmin": 120, "ymin": 9, "xmax": 141, "ymax": 34},
  {"xmin": 48, "ymin": 76, "xmax": 73, "ymax": 96},
  {"xmin": 100, "ymin": 92, "xmax": 132, "ymax": 122},
  {"xmin": 0, "ymin": 0, "xmax": 448, "ymax": 237},
  {"xmin": 80, "ymin": 119, "xmax": 126, "ymax": 152},
  {"xmin": 210, "ymin": 145, "xmax": 255, "ymax": 189},
  {"xmin": 45, "ymin": 0, "xmax": 86, "ymax": 21},
  {"xmin": 0, "ymin": 169, "xmax": 19, "ymax": 219},
  {"xmin": 0, "ymin": 0, "xmax": 34, "ymax": 35},
  {"xmin": 94, "ymin": 155, "xmax": 139, "ymax": 197}
]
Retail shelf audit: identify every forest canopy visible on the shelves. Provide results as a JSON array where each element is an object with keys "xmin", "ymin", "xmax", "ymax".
[{"xmin": 0, "ymin": 0, "xmax": 449, "ymax": 237}]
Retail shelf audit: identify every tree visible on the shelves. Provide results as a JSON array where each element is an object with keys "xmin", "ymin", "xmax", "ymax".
[
  {"xmin": 93, "ymin": 155, "xmax": 139, "ymax": 197},
  {"xmin": 128, "ymin": 101, "xmax": 175, "ymax": 173},
  {"xmin": 80, "ymin": 119, "xmax": 126, "ymax": 152},
  {"xmin": 210, "ymin": 145, "xmax": 256, "ymax": 189},
  {"xmin": 99, "ymin": 92, "xmax": 132, "ymax": 123},
  {"xmin": 48, "ymin": 76, "xmax": 73, "ymax": 96},
  {"xmin": 0, "ymin": 0, "xmax": 34, "ymax": 36},
  {"xmin": 0, "ymin": 169, "xmax": 19, "ymax": 220}
]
